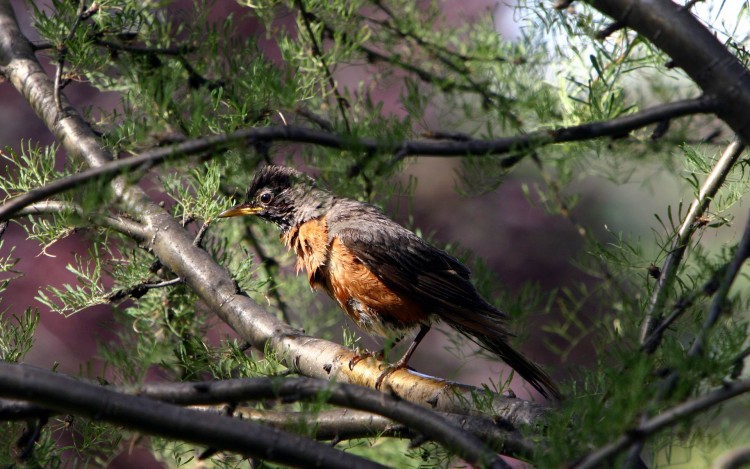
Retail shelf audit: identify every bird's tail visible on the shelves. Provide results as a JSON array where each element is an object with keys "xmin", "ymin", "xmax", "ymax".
[{"xmin": 443, "ymin": 315, "xmax": 561, "ymax": 400}]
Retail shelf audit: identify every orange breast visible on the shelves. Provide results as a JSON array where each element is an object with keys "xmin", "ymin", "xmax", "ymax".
[
  {"xmin": 282, "ymin": 217, "xmax": 330, "ymax": 287},
  {"xmin": 283, "ymin": 217, "xmax": 429, "ymax": 338}
]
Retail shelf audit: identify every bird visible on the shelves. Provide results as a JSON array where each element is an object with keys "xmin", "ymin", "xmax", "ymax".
[{"xmin": 218, "ymin": 165, "xmax": 560, "ymax": 399}]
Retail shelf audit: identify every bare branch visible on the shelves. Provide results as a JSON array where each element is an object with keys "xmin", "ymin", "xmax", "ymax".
[
  {"xmin": 0, "ymin": 398, "xmax": 51, "ymax": 420},
  {"xmin": 0, "ymin": 363, "xmax": 387, "ymax": 469},
  {"xmin": 232, "ymin": 407, "xmax": 535, "ymax": 460},
  {"xmin": 1, "ymin": 393, "xmax": 535, "ymax": 461},
  {"xmin": 134, "ymin": 376, "xmax": 510, "ymax": 467}
]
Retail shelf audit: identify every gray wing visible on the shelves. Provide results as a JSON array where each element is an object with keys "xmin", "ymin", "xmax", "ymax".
[{"xmin": 326, "ymin": 199, "xmax": 494, "ymax": 314}]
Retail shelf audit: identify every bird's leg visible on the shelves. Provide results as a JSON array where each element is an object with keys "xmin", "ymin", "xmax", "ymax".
[
  {"xmin": 375, "ymin": 325, "xmax": 431, "ymax": 390},
  {"xmin": 348, "ymin": 336, "xmax": 402, "ymax": 371}
]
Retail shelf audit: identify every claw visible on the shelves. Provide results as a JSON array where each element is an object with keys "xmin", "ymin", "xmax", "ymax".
[
  {"xmin": 374, "ymin": 364, "xmax": 400, "ymax": 390},
  {"xmin": 348, "ymin": 348, "xmax": 385, "ymax": 371}
]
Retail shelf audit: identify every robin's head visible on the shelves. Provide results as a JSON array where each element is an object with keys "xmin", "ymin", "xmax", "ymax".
[{"xmin": 218, "ymin": 165, "xmax": 333, "ymax": 232}]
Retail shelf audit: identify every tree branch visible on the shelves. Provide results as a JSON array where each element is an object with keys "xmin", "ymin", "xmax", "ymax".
[
  {"xmin": 0, "ymin": 96, "xmax": 718, "ymax": 223},
  {"xmin": 0, "ymin": 363, "xmax": 387, "ymax": 469},
  {"xmin": 711, "ymin": 446, "xmax": 750, "ymax": 469},
  {"xmin": 13, "ymin": 200, "xmax": 149, "ymax": 241},
  {"xmin": 586, "ymin": 0, "xmax": 750, "ymax": 144},
  {"xmin": 688, "ymin": 206, "xmax": 750, "ymax": 357},
  {"xmin": 295, "ymin": 0, "xmax": 351, "ymax": 132},
  {"xmin": 572, "ymin": 378, "xmax": 750, "ymax": 469},
  {"xmin": 231, "ymin": 407, "xmax": 535, "ymax": 461},
  {"xmin": 0, "ymin": 391, "xmax": 535, "ymax": 461},
  {"xmin": 132, "ymin": 376, "xmax": 510, "ymax": 467},
  {"xmin": 641, "ymin": 137, "xmax": 746, "ymax": 346}
]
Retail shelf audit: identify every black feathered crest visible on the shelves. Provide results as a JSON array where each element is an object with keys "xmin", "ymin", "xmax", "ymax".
[{"xmin": 245, "ymin": 165, "xmax": 316, "ymax": 202}]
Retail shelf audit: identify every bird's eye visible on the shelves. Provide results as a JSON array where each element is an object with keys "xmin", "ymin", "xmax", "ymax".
[{"xmin": 259, "ymin": 192, "xmax": 273, "ymax": 205}]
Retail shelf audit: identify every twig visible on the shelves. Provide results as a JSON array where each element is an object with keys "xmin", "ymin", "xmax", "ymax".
[
  {"xmin": 572, "ymin": 378, "xmax": 750, "ymax": 469},
  {"xmin": 294, "ymin": 106, "xmax": 334, "ymax": 131},
  {"xmin": 95, "ymin": 39, "xmax": 193, "ymax": 56},
  {"xmin": 53, "ymin": 0, "xmax": 89, "ymax": 112},
  {"xmin": 193, "ymin": 219, "xmax": 211, "ymax": 247},
  {"xmin": 16, "ymin": 416, "xmax": 48, "ymax": 460},
  {"xmin": 367, "ymin": 2, "xmax": 513, "ymax": 109},
  {"xmin": 596, "ymin": 20, "xmax": 626, "ymax": 40},
  {"xmin": 641, "ymin": 137, "xmax": 746, "ymax": 344},
  {"xmin": 370, "ymin": 2, "xmax": 510, "ymax": 65},
  {"xmin": 731, "ymin": 345, "xmax": 750, "ymax": 379},
  {"xmin": 13, "ymin": 200, "xmax": 149, "ymax": 240},
  {"xmin": 176, "ymin": 56, "xmax": 224, "ymax": 90},
  {"xmin": 688, "ymin": 206, "xmax": 750, "ymax": 357},
  {"xmin": 106, "ymin": 277, "xmax": 182, "ymax": 302},
  {"xmin": 711, "ymin": 446, "xmax": 750, "ymax": 469},
  {"xmin": 683, "ymin": 0, "xmax": 704, "ymax": 11},
  {"xmin": 0, "ymin": 362, "xmax": 386, "ymax": 469},
  {"xmin": 0, "ymin": 96, "xmax": 719, "ymax": 222},
  {"xmin": 355, "ymin": 37, "xmax": 514, "ymax": 110},
  {"xmin": 243, "ymin": 225, "xmax": 293, "ymax": 324},
  {"xmin": 554, "ymin": 0, "xmax": 575, "ymax": 9},
  {"xmin": 295, "ymin": 0, "xmax": 351, "ymax": 133},
  {"xmin": 641, "ymin": 264, "xmax": 726, "ymax": 353}
]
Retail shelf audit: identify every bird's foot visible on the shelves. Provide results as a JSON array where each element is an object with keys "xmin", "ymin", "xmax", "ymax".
[
  {"xmin": 374, "ymin": 361, "xmax": 409, "ymax": 390},
  {"xmin": 348, "ymin": 348, "xmax": 385, "ymax": 371}
]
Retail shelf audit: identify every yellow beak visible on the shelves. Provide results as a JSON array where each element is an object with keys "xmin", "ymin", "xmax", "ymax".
[{"xmin": 217, "ymin": 204, "xmax": 262, "ymax": 218}]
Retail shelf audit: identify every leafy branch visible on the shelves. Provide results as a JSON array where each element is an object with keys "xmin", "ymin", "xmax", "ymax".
[{"xmin": 0, "ymin": 96, "xmax": 718, "ymax": 222}]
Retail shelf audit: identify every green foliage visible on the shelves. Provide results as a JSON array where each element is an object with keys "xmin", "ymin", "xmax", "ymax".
[
  {"xmin": 36, "ymin": 248, "xmax": 109, "ymax": 316},
  {"xmin": 0, "ymin": 310, "xmax": 39, "ymax": 363}
]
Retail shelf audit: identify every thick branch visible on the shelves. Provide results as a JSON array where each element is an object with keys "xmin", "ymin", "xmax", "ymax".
[
  {"xmin": 0, "ymin": 392, "xmax": 534, "ymax": 461},
  {"xmin": 0, "ymin": 363, "xmax": 385, "ymax": 469},
  {"xmin": 134, "ymin": 376, "xmax": 508, "ymax": 467}
]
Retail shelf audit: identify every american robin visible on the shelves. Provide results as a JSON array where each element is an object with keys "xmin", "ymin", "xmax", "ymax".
[{"xmin": 219, "ymin": 165, "xmax": 560, "ymax": 399}]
